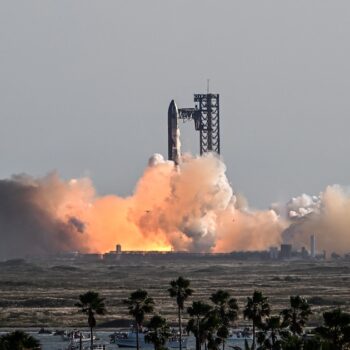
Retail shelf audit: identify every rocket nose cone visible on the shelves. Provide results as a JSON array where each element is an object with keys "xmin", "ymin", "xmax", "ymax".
[{"xmin": 168, "ymin": 100, "xmax": 178, "ymax": 116}]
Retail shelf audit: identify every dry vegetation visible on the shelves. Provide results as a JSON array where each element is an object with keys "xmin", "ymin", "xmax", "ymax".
[{"xmin": 0, "ymin": 258, "xmax": 349, "ymax": 328}]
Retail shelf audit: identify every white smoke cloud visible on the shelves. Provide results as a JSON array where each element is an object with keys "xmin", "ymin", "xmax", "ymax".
[
  {"xmin": 282, "ymin": 186, "xmax": 350, "ymax": 254},
  {"xmin": 148, "ymin": 153, "xmax": 172, "ymax": 167},
  {"xmin": 286, "ymin": 193, "xmax": 321, "ymax": 219}
]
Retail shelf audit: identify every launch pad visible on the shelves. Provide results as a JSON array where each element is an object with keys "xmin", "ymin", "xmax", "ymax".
[{"xmin": 168, "ymin": 93, "xmax": 220, "ymax": 164}]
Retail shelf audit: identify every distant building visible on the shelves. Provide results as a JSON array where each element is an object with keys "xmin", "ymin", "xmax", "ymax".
[
  {"xmin": 310, "ymin": 234, "xmax": 316, "ymax": 258},
  {"xmin": 279, "ymin": 244, "xmax": 292, "ymax": 259},
  {"xmin": 301, "ymin": 246, "xmax": 309, "ymax": 259},
  {"xmin": 269, "ymin": 247, "xmax": 279, "ymax": 259},
  {"xmin": 116, "ymin": 244, "xmax": 122, "ymax": 253}
]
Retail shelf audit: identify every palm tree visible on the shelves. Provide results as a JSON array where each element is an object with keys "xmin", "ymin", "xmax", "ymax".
[
  {"xmin": 168, "ymin": 276, "xmax": 193, "ymax": 350},
  {"xmin": 280, "ymin": 334, "xmax": 304, "ymax": 350},
  {"xmin": 145, "ymin": 315, "xmax": 171, "ymax": 350},
  {"xmin": 75, "ymin": 291, "xmax": 106, "ymax": 350},
  {"xmin": 0, "ymin": 330, "xmax": 40, "ymax": 350},
  {"xmin": 315, "ymin": 308, "xmax": 350, "ymax": 350},
  {"xmin": 210, "ymin": 290, "xmax": 239, "ymax": 350},
  {"xmin": 256, "ymin": 315, "xmax": 286, "ymax": 350},
  {"xmin": 207, "ymin": 331, "xmax": 223, "ymax": 350},
  {"xmin": 187, "ymin": 301, "xmax": 213, "ymax": 350},
  {"xmin": 124, "ymin": 289, "xmax": 155, "ymax": 350},
  {"xmin": 244, "ymin": 291, "xmax": 270, "ymax": 350},
  {"xmin": 281, "ymin": 296, "xmax": 311, "ymax": 336},
  {"xmin": 205, "ymin": 311, "xmax": 224, "ymax": 350}
]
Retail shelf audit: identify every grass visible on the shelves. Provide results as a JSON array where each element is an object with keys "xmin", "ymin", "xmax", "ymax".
[{"xmin": 0, "ymin": 258, "xmax": 349, "ymax": 327}]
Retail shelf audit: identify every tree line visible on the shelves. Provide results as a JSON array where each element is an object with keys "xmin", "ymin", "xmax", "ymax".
[
  {"xmin": 1, "ymin": 276, "xmax": 349, "ymax": 350},
  {"xmin": 76, "ymin": 276, "xmax": 350, "ymax": 350}
]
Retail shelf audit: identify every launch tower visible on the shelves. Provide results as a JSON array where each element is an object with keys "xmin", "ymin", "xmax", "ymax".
[{"xmin": 167, "ymin": 92, "xmax": 220, "ymax": 163}]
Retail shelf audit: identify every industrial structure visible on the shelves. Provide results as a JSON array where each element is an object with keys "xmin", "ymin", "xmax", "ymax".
[
  {"xmin": 279, "ymin": 244, "xmax": 292, "ymax": 259},
  {"xmin": 168, "ymin": 92, "xmax": 220, "ymax": 164},
  {"xmin": 26, "ymin": 242, "xmax": 332, "ymax": 263},
  {"xmin": 310, "ymin": 234, "xmax": 316, "ymax": 258}
]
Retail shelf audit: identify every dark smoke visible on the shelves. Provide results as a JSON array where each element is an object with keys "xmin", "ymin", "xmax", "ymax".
[
  {"xmin": 68, "ymin": 216, "xmax": 86, "ymax": 233},
  {"xmin": 0, "ymin": 175, "xmax": 86, "ymax": 260}
]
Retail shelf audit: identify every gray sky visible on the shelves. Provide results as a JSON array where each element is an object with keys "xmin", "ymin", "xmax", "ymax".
[{"xmin": 1, "ymin": 1, "xmax": 350, "ymax": 208}]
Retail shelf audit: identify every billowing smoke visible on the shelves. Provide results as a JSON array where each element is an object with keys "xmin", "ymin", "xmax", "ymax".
[
  {"xmin": 286, "ymin": 194, "xmax": 320, "ymax": 219},
  {"xmin": 282, "ymin": 186, "xmax": 350, "ymax": 254},
  {"xmin": 0, "ymin": 154, "xmax": 350, "ymax": 259},
  {"xmin": 0, "ymin": 173, "xmax": 91, "ymax": 259},
  {"xmin": 133, "ymin": 153, "xmax": 233, "ymax": 252}
]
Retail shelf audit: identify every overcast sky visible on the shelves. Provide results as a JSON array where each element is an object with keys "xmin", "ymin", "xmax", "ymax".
[{"xmin": 1, "ymin": 1, "xmax": 350, "ymax": 208}]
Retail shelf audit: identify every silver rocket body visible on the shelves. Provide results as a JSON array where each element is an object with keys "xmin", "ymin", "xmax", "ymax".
[{"xmin": 168, "ymin": 100, "xmax": 181, "ymax": 165}]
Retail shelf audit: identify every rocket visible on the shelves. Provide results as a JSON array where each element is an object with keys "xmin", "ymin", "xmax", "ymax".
[{"xmin": 168, "ymin": 100, "xmax": 181, "ymax": 165}]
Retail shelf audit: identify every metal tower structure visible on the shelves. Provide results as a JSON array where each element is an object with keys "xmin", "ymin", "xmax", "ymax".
[{"xmin": 178, "ymin": 93, "xmax": 220, "ymax": 156}]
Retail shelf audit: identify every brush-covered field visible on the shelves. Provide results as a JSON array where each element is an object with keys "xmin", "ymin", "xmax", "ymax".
[{"xmin": 0, "ymin": 257, "xmax": 349, "ymax": 328}]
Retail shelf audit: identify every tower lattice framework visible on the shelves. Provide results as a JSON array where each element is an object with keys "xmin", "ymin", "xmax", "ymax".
[{"xmin": 178, "ymin": 93, "xmax": 220, "ymax": 155}]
